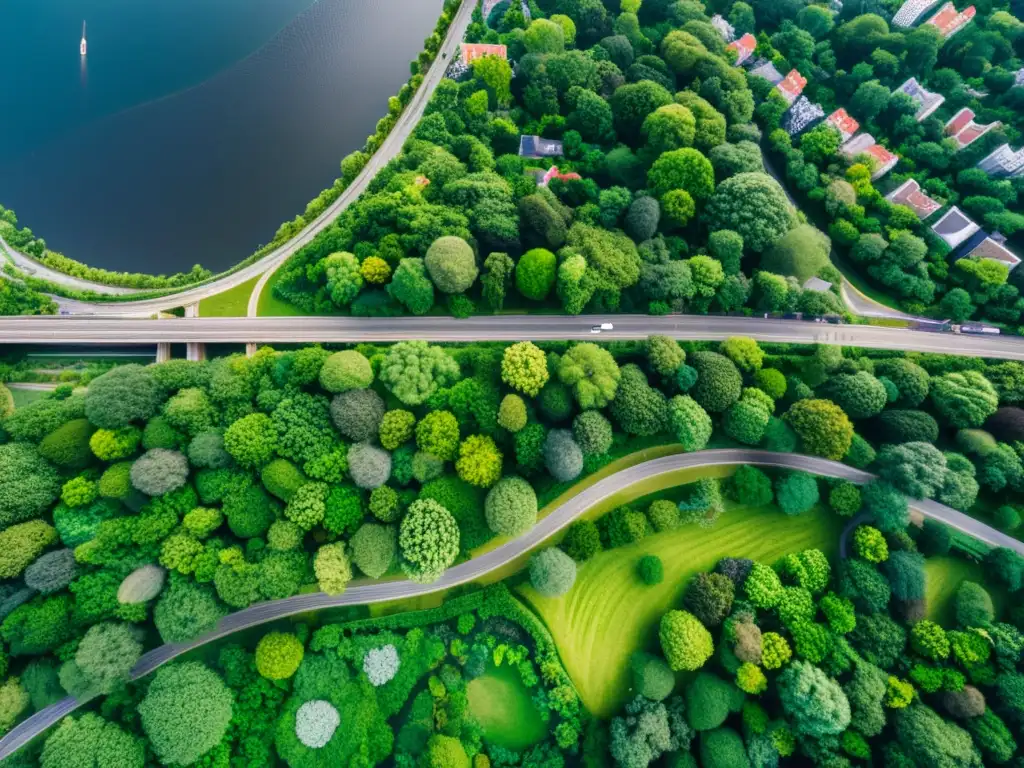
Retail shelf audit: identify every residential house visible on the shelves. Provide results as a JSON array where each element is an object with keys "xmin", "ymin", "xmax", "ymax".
[
  {"xmin": 931, "ymin": 206, "xmax": 981, "ymax": 249},
  {"xmin": 892, "ymin": 0, "xmax": 942, "ymax": 26},
  {"xmin": 826, "ymin": 109, "xmax": 859, "ymax": 143},
  {"xmin": 944, "ymin": 108, "xmax": 1001, "ymax": 150},
  {"xmin": 782, "ymin": 96, "xmax": 825, "ymax": 136},
  {"xmin": 925, "ymin": 2, "xmax": 976, "ymax": 38},
  {"xmin": 519, "ymin": 135, "xmax": 564, "ymax": 159},
  {"xmin": 954, "ymin": 230, "xmax": 1021, "ymax": 271},
  {"xmin": 977, "ymin": 144, "xmax": 1024, "ymax": 177},
  {"xmin": 885, "ymin": 178, "xmax": 942, "ymax": 219},
  {"xmin": 776, "ymin": 69, "xmax": 808, "ymax": 105},
  {"xmin": 896, "ymin": 78, "xmax": 945, "ymax": 121},
  {"xmin": 726, "ymin": 33, "xmax": 757, "ymax": 66}
]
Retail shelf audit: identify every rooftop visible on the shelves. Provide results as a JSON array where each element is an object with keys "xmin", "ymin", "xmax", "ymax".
[
  {"xmin": 931, "ymin": 205, "xmax": 981, "ymax": 248},
  {"xmin": 885, "ymin": 178, "xmax": 942, "ymax": 219},
  {"xmin": 782, "ymin": 96, "xmax": 825, "ymax": 136},
  {"xmin": 892, "ymin": 0, "xmax": 942, "ymax": 26},
  {"xmin": 896, "ymin": 77, "xmax": 946, "ymax": 121},
  {"xmin": 826, "ymin": 108, "xmax": 859, "ymax": 141},
  {"xmin": 460, "ymin": 43, "xmax": 508, "ymax": 66},
  {"xmin": 750, "ymin": 60, "xmax": 783, "ymax": 85},
  {"xmin": 519, "ymin": 135, "xmax": 564, "ymax": 159},
  {"xmin": 965, "ymin": 234, "xmax": 1021, "ymax": 269},
  {"xmin": 777, "ymin": 69, "xmax": 808, "ymax": 104},
  {"xmin": 926, "ymin": 2, "xmax": 976, "ymax": 37},
  {"xmin": 726, "ymin": 33, "xmax": 757, "ymax": 66},
  {"xmin": 840, "ymin": 133, "xmax": 877, "ymax": 157},
  {"xmin": 711, "ymin": 14, "xmax": 735, "ymax": 41},
  {"xmin": 865, "ymin": 144, "xmax": 899, "ymax": 179},
  {"xmin": 802, "ymin": 277, "xmax": 833, "ymax": 292}
]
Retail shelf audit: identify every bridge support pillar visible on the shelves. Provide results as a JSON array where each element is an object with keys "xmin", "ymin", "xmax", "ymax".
[
  {"xmin": 156, "ymin": 343, "xmax": 172, "ymax": 363},
  {"xmin": 184, "ymin": 303, "xmax": 200, "ymax": 319},
  {"xmin": 245, "ymin": 342, "xmax": 258, "ymax": 358},
  {"xmin": 186, "ymin": 343, "xmax": 206, "ymax": 362}
]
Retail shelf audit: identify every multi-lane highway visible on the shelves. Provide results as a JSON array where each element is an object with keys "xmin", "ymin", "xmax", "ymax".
[
  {"xmin": 2, "ymin": 314, "xmax": 1024, "ymax": 360},
  {"xmin": 0, "ymin": 0, "xmax": 475, "ymax": 315},
  {"xmin": 0, "ymin": 448, "xmax": 1018, "ymax": 761}
]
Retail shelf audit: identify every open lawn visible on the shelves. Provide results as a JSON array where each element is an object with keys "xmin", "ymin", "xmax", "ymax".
[
  {"xmin": 925, "ymin": 555, "xmax": 1007, "ymax": 627},
  {"xmin": 198, "ymin": 276, "xmax": 260, "ymax": 317},
  {"xmin": 520, "ymin": 501, "xmax": 842, "ymax": 717},
  {"xmin": 257, "ymin": 270, "xmax": 309, "ymax": 317},
  {"xmin": 9, "ymin": 387, "xmax": 49, "ymax": 409},
  {"xmin": 466, "ymin": 663, "xmax": 548, "ymax": 751}
]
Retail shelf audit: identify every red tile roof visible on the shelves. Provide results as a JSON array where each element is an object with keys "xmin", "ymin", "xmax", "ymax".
[
  {"xmin": 726, "ymin": 33, "xmax": 757, "ymax": 65},
  {"xmin": 926, "ymin": 3, "xmax": 976, "ymax": 36},
  {"xmin": 778, "ymin": 69, "xmax": 807, "ymax": 100},
  {"xmin": 886, "ymin": 179, "xmax": 941, "ymax": 219},
  {"xmin": 945, "ymin": 108, "xmax": 975, "ymax": 137},
  {"xmin": 460, "ymin": 43, "xmax": 508, "ymax": 66},
  {"xmin": 827, "ymin": 109, "xmax": 859, "ymax": 140}
]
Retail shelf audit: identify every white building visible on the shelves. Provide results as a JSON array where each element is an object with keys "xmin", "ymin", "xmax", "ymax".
[
  {"xmin": 896, "ymin": 78, "xmax": 946, "ymax": 121},
  {"xmin": 931, "ymin": 206, "xmax": 981, "ymax": 249},
  {"xmin": 977, "ymin": 144, "xmax": 1024, "ymax": 177}
]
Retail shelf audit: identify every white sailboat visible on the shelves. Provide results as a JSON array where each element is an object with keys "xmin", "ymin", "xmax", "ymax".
[{"xmin": 80, "ymin": 21, "xmax": 87, "ymax": 56}]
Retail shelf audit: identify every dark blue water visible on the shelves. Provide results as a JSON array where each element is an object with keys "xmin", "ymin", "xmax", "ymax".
[{"xmin": 0, "ymin": 0, "xmax": 443, "ymax": 273}]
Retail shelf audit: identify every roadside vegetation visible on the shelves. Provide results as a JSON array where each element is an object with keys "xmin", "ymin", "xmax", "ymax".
[
  {"xmin": 751, "ymin": 0, "xmax": 1024, "ymax": 327},
  {"xmin": 0, "ymin": 0, "xmax": 465, "ymax": 306},
  {"xmin": 0, "ymin": 335, "xmax": 1023, "ymax": 763}
]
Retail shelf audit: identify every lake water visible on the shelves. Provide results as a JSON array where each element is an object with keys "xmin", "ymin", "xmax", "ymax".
[{"xmin": 0, "ymin": 0, "xmax": 443, "ymax": 274}]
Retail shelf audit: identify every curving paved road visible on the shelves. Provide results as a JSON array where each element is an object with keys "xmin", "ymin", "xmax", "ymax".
[
  {"xmin": 1, "ymin": 238, "xmax": 145, "ymax": 296},
  {"xmin": 4, "ymin": 0, "xmax": 474, "ymax": 315},
  {"xmin": 2, "ymin": 313, "xmax": 1024, "ymax": 360},
  {"xmin": 0, "ymin": 448, "xmax": 1019, "ymax": 760}
]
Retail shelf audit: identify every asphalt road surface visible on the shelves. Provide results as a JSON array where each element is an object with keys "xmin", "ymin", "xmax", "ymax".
[
  {"xmin": 2, "ymin": 314, "xmax": 1024, "ymax": 360},
  {"xmin": 1, "ymin": 0, "xmax": 475, "ymax": 315},
  {"xmin": 0, "ymin": 448, "xmax": 1019, "ymax": 760}
]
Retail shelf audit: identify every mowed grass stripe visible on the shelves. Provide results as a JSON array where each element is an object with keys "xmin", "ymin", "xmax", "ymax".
[{"xmin": 519, "ymin": 503, "xmax": 842, "ymax": 717}]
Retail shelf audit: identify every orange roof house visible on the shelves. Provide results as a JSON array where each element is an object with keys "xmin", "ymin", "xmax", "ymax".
[
  {"xmin": 864, "ymin": 144, "xmax": 899, "ymax": 180},
  {"xmin": 826, "ymin": 109, "xmax": 859, "ymax": 143},
  {"xmin": 726, "ymin": 33, "xmax": 757, "ymax": 66},
  {"xmin": 460, "ymin": 43, "xmax": 507, "ymax": 66},
  {"xmin": 776, "ymin": 70, "xmax": 807, "ymax": 105},
  {"xmin": 926, "ymin": 2, "xmax": 976, "ymax": 38}
]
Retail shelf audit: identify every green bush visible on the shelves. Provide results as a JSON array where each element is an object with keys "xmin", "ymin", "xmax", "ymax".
[
  {"xmin": 686, "ymin": 673, "xmax": 738, "ymax": 731},
  {"xmin": 689, "ymin": 351, "xmax": 742, "ymax": 413},
  {"xmin": 659, "ymin": 609, "xmax": 713, "ymax": 671},
  {"xmin": 319, "ymin": 351, "xmax": 373, "ymax": 393},
  {"xmin": 38, "ymin": 419, "xmax": 95, "ymax": 469},
  {"xmin": 638, "ymin": 555, "xmax": 664, "ymax": 585},
  {"xmin": 399, "ymin": 499, "xmax": 460, "ymax": 583},
  {"xmin": 529, "ymin": 547, "xmax": 577, "ymax": 597},
  {"xmin": 425, "ymin": 236, "xmax": 479, "ymax": 294},
  {"xmin": 261, "ymin": 459, "xmax": 307, "ymax": 502},
  {"xmin": 0, "ymin": 444, "xmax": 61, "ymax": 529},
  {"xmin": 516, "ymin": 248, "xmax": 557, "ymax": 300},
  {"xmin": 630, "ymin": 651, "xmax": 675, "ymax": 701},
  {"xmin": 350, "ymin": 523, "xmax": 397, "ymax": 579},
  {"xmin": 255, "ymin": 632, "xmax": 305, "ymax": 680},
  {"xmin": 699, "ymin": 728, "xmax": 750, "ymax": 768},
  {"xmin": 139, "ymin": 662, "xmax": 233, "ymax": 766},
  {"xmin": 955, "ymin": 581, "xmax": 994, "ymax": 628},
  {"xmin": 484, "ymin": 476, "xmax": 538, "ymax": 536}
]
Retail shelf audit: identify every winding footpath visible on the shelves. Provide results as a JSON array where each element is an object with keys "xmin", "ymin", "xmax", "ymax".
[
  {"xmin": 2, "ymin": 0, "xmax": 475, "ymax": 316},
  {"xmin": 0, "ymin": 448, "xmax": 1020, "ymax": 760},
  {"xmin": 3, "ymin": 314, "xmax": 1024, "ymax": 361}
]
